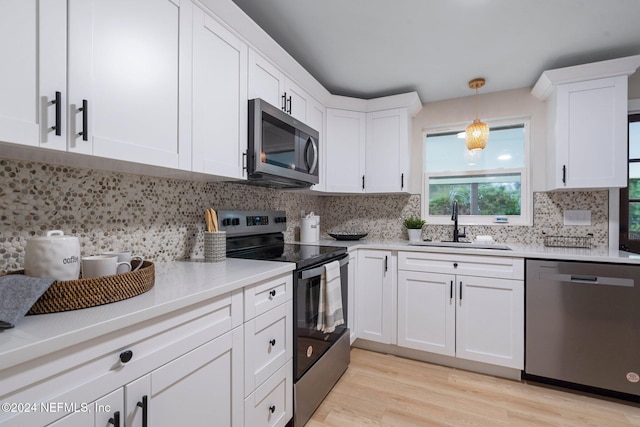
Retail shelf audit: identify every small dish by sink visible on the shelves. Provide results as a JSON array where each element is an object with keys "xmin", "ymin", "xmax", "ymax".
[{"xmin": 408, "ymin": 241, "xmax": 512, "ymax": 250}]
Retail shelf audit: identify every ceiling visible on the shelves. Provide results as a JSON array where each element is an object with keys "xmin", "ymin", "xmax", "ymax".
[{"xmin": 231, "ymin": 0, "xmax": 640, "ymax": 103}]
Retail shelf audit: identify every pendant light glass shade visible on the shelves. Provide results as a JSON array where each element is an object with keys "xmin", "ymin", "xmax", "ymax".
[
  {"xmin": 465, "ymin": 118, "xmax": 489, "ymax": 151},
  {"xmin": 465, "ymin": 78, "xmax": 489, "ymax": 151}
]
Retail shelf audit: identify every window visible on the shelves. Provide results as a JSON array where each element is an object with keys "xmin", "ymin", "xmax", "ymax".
[
  {"xmin": 620, "ymin": 113, "xmax": 640, "ymax": 252},
  {"xmin": 423, "ymin": 121, "xmax": 530, "ymax": 225}
]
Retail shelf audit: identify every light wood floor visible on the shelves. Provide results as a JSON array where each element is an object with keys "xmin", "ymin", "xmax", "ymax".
[{"xmin": 307, "ymin": 348, "xmax": 640, "ymax": 426}]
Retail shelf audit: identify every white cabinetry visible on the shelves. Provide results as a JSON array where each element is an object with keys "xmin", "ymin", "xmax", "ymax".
[
  {"xmin": 365, "ymin": 108, "xmax": 410, "ymax": 193},
  {"xmin": 0, "ymin": 0, "xmax": 66, "ymax": 150},
  {"xmin": 248, "ymin": 50, "xmax": 311, "ymax": 122},
  {"xmin": 325, "ymin": 105, "xmax": 413, "ymax": 193},
  {"xmin": 243, "ymin": 274, "xmax": 293, "ymax": 427},
  {"xmin": 532, "ymin": 55, "xmax": 640, "ymax": 190},
  {"xmin": 397, "ymin": 251, "xmax": 524, "ymax": 369},
  {"xmin": 356, "ymin": 249, "xmax": 395, "ymax": 344},
  {"xmin": 0, "ymin": 290, "xmax": 244, "ymax": 427},
  {"xmin": 190, "ymin": 4, "xmax": 248, "ymax": 179},
  {"xmin": 67, "ymin": 0, "xmax": 188, "ymax": 169},
  {"xmin": 325, "ymin": 108, "xmax": 367, "ymax": 192}
]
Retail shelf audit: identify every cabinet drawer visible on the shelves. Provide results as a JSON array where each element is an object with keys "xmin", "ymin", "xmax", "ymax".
[
  {"xmin": 398, "ymin": 251, "xmax": 524, "ymax": 280},
  {"xmin": 244, "ymin": 273, "xmax": 292, "ymax": 321},
  {"xmin": 0, "ymin": 291, "xmax": 242, "ymax": 427},
  {"xmin": 244, "ymin": 360, "xmax": 293, "ymax": 427},
  {"xmin": 244, "ymin": 302, "xmax": 292, "ymax": 395}
]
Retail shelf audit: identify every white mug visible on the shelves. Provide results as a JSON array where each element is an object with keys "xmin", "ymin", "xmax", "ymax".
[
  {"xmin": 101, "ymin": 250, "xmax": 144, "ymax": 273},
  {"xmin": 82, "ymin": 255, "xmax": 131, "ymax": 278}
]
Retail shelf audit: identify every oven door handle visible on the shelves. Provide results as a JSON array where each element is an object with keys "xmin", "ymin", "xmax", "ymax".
[{"xmin": 299, "ymin": 255, "xmax": 348, "ymax": 280}]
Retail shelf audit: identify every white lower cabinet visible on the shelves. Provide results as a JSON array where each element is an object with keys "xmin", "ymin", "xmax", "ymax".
[
  {"xmin": 397, "ymin": 251, "xmax": 524, "ymax": 369},
  {"xmin": 355, "ymin": 249, "xmax": 395, "ymax": 344},
  {"xmin": 243, "ymin": 275, "xmax": 293, "ymax": 427},
  {"xmin": 1, "ymin": 271, "xmax": 294, "ymax": 427}
]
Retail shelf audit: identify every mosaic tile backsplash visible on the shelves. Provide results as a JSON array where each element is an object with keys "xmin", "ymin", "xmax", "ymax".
[{"xmin": 1, "ymin": 157, "xmax": 608, "ymax": 272}]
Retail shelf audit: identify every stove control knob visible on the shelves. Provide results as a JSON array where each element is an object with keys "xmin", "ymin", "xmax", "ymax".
[
  {"xmin": 222, "ymin": 218, "xmax": 231, "ymax": 226},
  {"xmin": 232, "ymin": 218, "xmax": 240, "ymax": 226}
]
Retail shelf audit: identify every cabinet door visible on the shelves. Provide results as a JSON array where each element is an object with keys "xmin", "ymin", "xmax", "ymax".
[
  {"xmin": 325, "ymin": 108, "xmax": 366, "ymax": 193},
  {"xmin": 456, "ymin": 276, "xmax": 524, "ymax": 369},
  {"xmin": 307, "ymin": 98, "xmax": 326, "ymax": 192},
  {"xmin": 356, "ymin": 250, "xmax": 394, "ymax": 344},
  {"xmin": 347, "ymin": 251, "xmax": 357, "ymax": 344},
  {"xmin": 397, "ymin": 270, "xmax": 455, "ymax": 356},
  {"xmin": 0, "ymin": 0, "xmax": 66, "ymax": 150},
  {"xmin": 284, "ymin": 79, "xmax": 308, "ymax": 122},
  {"xmin": 48, "ymin": 389, "xmax": 123, "ymax": 427},
  {"xmin": 552, "ymin": 76, "xmax": 628, "ymax": 189},
  {"xmin": 191, "ymin": 5, "xmax": 248, "ymax": 179},
  {"xmin": 248, "ymin": 50, "xmax": 285, "ymax": 110},
  {"xmin": 67, "ymin": 0, "xmax": 187, "ymax": 169},
  {"xmin": 146, "ymin": 328, "xmax": 244, "ymax": 427},
  {"xmin": 365, "ymin": 108, "xmax": 409, "ymax": 193}
]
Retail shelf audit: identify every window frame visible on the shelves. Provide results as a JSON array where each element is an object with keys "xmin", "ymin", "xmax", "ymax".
[{"xmin": 422, "ymin": 117, "xmax": 532, "ymax": 226}]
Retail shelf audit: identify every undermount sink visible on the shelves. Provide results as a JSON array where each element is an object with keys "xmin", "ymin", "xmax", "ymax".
[{"xmin": 408, "ymin": 241, "xmax": 512, "ymax": 250}]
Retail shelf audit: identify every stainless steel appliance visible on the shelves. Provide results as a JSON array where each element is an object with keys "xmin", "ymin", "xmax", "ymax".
[
  {"xmin": 247, "ymin": 99, "xmax": 319, "ymax": 189},
  {"xmin": 525, "ymin": 259, "xmax": 640, "ymax": 401},
  {"xmin": 219, "ymin": 210, "xmax": 350, "ymax": 426}
]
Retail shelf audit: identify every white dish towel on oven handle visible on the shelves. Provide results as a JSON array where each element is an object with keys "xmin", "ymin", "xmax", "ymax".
[{"xmin": 317, "ymin": 260, "xmax": 344, "ymax": 333}]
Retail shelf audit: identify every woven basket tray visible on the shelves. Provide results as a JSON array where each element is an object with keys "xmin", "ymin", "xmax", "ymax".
[{"xmin": 4, "ymin": 260, "xmax": 155, "ymax": 315}]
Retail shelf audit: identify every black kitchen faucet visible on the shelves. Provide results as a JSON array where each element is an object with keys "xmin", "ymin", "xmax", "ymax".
[{"xmin": 451, "ymin": 200, "xmax": 466, "ymax": 242}]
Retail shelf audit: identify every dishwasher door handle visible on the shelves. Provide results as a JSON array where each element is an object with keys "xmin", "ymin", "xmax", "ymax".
[{"xmin": 540, "ymin": 272, "xmax": 634, "ymax": 288}]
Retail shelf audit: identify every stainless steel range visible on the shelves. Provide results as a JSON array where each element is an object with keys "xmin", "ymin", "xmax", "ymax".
[{"xmin": 218, "ymin": 210, "xmax": 350, "ymax": 426}]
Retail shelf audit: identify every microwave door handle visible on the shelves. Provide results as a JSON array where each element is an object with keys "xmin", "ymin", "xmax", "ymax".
[{"xmin": 304, "ymin": 137, "xmax": 319, "ymax": 174}]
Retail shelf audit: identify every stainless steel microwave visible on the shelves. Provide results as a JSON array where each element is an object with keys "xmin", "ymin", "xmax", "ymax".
[{"xmin": 247, "ymin": 98, "xmax": 319, "ymax": 188}]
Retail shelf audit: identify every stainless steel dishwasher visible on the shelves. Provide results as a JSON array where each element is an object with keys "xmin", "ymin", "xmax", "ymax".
[{"xmin": 525, "ymin": 259, "xmax": 640, "ymax": 400}]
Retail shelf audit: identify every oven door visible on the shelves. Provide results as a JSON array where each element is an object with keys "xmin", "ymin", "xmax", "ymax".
[{"xmin": 294, "ymin": 254, "xmax": 348, "ymax": 380}]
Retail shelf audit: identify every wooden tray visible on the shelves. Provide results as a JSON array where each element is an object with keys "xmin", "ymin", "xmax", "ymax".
[{"xmin": 3, "ymin": 260, "xmax": 155, "ymax": 314}]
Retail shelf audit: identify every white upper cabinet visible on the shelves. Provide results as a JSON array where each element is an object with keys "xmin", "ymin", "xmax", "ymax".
[
  {"xmin": 325, "ymin": 108, "xmax": 366, "ymax": 193},
  {"xmin": 325, "ymin": 100, "xmax": 418, "ymax": 194},
  {"xmin": 248, "ymin": 49, "xmax": 312, "ymax": 123},
  {"xmin": 67, "ymin": 0, "xmax": 189, "ymax": 170},
  {"xmin": 0, "ymin": 0, "xmax": 67, "ymax": 150},
  {"xmin": 190, "ymin": 4, "xmax": 248, "ymax": 179},
  {"xmin": 365, "ymin": 108, "xmax": 410, "ymax": 193},
  {"xmin": 532, "ymin": 55, "xmax": 640, "ymax": 190}
]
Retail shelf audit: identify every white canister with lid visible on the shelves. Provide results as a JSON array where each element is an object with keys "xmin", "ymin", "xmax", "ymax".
[
  {"xmin": 24, "ymin": 230, "xmax": 81, "ymax": 281},
  {"xmin": 300, "ymin": 213, "xmax": 320, "ymax": 243}
]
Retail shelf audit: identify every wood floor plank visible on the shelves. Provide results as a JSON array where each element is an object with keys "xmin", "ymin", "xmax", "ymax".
[{"xmin": 307, "ymin": 348, "xmax": 640, "ymax": 426}]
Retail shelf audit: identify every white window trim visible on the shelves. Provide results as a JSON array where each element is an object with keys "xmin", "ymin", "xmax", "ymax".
[{"xmin": 421, "ymin": 117, "xmax": 532, "ymax": 226}]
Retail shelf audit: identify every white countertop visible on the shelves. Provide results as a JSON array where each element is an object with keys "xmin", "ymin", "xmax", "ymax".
[
  {"xmin": 0, "ymin": 258, "xmax": 295, "ymax": 371},
  {"xmin": 314, "ymin": 238, "xmax": 640, "ymax": 264}
]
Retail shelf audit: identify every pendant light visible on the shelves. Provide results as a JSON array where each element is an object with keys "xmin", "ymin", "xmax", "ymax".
[{"xmin": 465, "ymin": 78, "xmax": 489, "ymax": 152}]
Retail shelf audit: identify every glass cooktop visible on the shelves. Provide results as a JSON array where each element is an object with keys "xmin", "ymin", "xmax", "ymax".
[{"xmin": 227, "ymin": 243, "xmax": 346, "ymax": 270}]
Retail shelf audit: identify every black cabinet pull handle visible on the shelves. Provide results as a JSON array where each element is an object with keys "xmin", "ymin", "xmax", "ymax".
[
  {"xmin": 51, "ymin": 91, "xmax": 62, "ymax": 136},
  {"xmin": 286, "ymin": 95, "xmax": 292, "ymax": 114},
  {"xmin": 269, "ymin": 339, "xmax": 276, "ymax": 346},
  {"xmin": 269, "ymin": 405, "xmax": 276, "ymax": 414},
  {"xmin": 384, "ymin": 256, "xmax": 388, "ymax": 272},
  {"xmin": 108, "ymin": 411, "xmax": 120, "ymax": 427},
  {"xmin": 401, "ymin": 173, "xmax": 404, "ymax": 189},
  {"xmin": 362, "ymin": 175, "xmax": 365, "ymax": 190},
  {"xmin": 459, "ymin": 281, "xmax": 463, "ymax": 301},
  {"xmin": 269, "ymin": 289, "xmax": 276, "ymax": 297},
  {"xmin": 562, "ymin": 165, "xmax": 567, "ymax": 185},
  {"xmin": 281, "ymin": 93, "xmax": 287, "ymax": 111},
  {"xmin": 137, "ymin": 396, "xmax": 148, "ymax": 427},
  {"xmin": 78, "ymin": 99, "xmax": 88, "ymax": 141},
  {"xmin": 119, "ymin": 350, "xmax": 133, "ymax": 364},
  {"xmin": 450, "ymin": 280, "xmax": 453, "ymax": 302}
]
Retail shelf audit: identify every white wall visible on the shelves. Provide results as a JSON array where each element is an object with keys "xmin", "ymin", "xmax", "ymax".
[{"xmin": 410, "ymin": 88, "xmax": 547, "ymax": 194}]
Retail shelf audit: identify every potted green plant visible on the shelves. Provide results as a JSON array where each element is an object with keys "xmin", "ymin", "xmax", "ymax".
[{"xmin": 403, "ymin": 216, "xmax": 426, "ymax": 242}]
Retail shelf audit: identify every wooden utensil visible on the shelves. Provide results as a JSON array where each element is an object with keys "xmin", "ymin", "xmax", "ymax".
[
  {"xmin": 209, "ymin": 209, "xmax": 219, "ymax": 232},
  {"xmin": 205, "ymin": 209, "xmax": 214, "ymax": 232}
]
